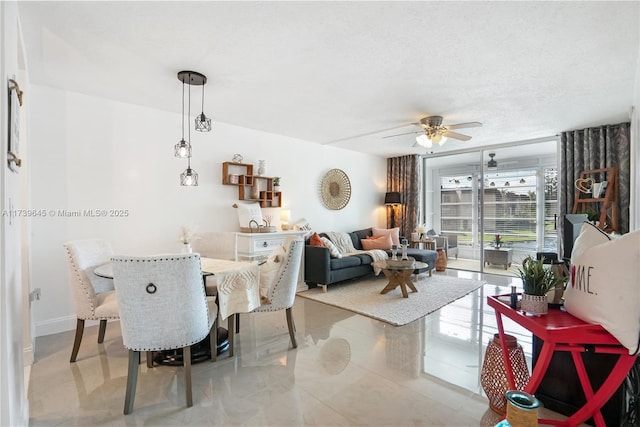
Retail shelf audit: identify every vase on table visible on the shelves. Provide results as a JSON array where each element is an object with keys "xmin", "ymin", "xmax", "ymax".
[{"xmin": 181, "ymin": 243, "xmax": 192, "ymax": 254}]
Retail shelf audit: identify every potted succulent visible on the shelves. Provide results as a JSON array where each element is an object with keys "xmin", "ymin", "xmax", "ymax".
[
  {"xmin": 516, "ymin": 255, "xmax": 563, "ymax": 315},
  {"xmin": 273, "ymin": 177, "xmax": 281, "ymax": 192}
]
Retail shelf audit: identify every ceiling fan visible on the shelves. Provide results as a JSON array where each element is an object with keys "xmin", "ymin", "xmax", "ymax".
[
  {"xmin": 487, "ymin": 153, "xmax": 498, "ymax": 169},
  {"xmin": 383, "ymin": 116, "xmax": 482, "ymax": 148}
]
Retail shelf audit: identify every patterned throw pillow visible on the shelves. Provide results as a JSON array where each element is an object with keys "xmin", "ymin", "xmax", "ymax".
[
  {"xmin": 361, "ymin": 234, "xmax": 393, "ymax": 250},
  {"xmin": 564, "ymin": 222, "xmax": 640, "ymax": 354},
  {"xmin": 320, "ymin": 237, "xmax": 342, "ymax": 258}
]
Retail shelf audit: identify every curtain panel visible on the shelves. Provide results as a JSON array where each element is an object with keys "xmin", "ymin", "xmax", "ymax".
[
  {"xmin": 560, "ymin": 122, "xmax": 631, "ymax": 238},
  {"xmin": 387, "ymin": 155, "xmax": 421, "ymax": 238}
]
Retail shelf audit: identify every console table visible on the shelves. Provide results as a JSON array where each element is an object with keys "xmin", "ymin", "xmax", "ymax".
[
  {"xmin": 234, "ymin": 230, "xmax": 307, "ymax": 261},
  {"xmin": 484, "ymin": 247, "xmax": 513, "ymax": 270},
  {"xmin": 487, "ymin": 294, "xmax": 637, "ymax": 426}
]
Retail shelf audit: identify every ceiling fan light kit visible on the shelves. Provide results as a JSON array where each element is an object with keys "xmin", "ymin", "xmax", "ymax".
[{"xmin": 386, "ymin": 115, "xmax": 482, "ymax": 149}]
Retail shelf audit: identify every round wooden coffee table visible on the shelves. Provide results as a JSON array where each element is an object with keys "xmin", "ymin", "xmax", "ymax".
[{"xmin": 372, "ymin": 260, "xmax": 428, "ymax": 298}]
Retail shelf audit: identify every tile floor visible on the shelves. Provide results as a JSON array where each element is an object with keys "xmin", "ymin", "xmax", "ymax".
[{"xmin": 28, "ymin": 269, "xmax": 577, "ymax": 426}]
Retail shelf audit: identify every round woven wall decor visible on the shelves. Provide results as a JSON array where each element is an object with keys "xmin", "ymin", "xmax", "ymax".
[{"xmin": 320, "ymin": 168, "xmax": 351, "ymax": 210}]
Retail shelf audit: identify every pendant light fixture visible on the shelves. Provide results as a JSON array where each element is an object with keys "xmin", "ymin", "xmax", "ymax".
[
  {"xmin": 195, "ymin": 81, "xmax": 212, "ymax": 132},
  {"xmin": 176, "ymin": 70, "xmax": 207, "ymax": 187},
  {"xmin": 174, "ymin": 78, "xmax": 191, "ymax": 158}
]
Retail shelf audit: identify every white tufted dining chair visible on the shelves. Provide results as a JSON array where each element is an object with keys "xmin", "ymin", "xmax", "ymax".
[
  {"xmin": 248, "ymin": 237, "xmax": 303, "ymax": 348},
  {"xmin": 64, "ymin": 239, "xmax": 120, "ymax": 363},
  {"xmin": 111, "ymin": 253, "xmax": 218, "ymax": 414}
]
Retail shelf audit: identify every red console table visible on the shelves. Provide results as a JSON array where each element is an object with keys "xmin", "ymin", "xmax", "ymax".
[{"xmin": 488, "ymin": 294, "xmax": 637, "ymax": 426}]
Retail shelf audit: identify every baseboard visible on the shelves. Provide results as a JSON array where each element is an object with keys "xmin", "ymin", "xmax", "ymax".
[{"xmin": 34, "ymin": 315, "xmax": 105, "ymax": 337}]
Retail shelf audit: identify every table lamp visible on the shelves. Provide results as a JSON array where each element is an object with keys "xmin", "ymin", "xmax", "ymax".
[{"xmin": 280, "ymin": 209, "xmax": 291, "ymax": 230}]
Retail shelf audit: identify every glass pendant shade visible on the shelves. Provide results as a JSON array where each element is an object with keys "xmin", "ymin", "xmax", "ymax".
[
  {"xmin": 195, "ymin": 113, "xmax": 212, "ymax": 132},
  {"xmin": 174, "ymin": 139, "xmax": 191, "ymax": 158},
  {"xmin": 416, "ymin": 134, "xmax": 432, "ymax": 148},
  {"xmin": 180, "ymin": 167, "xmax": 199, "ymax": 186}
]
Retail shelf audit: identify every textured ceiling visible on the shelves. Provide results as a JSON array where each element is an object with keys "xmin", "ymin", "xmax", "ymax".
[{"xmin": 17, "ymin": 1, "xmax": 640, "ymax": 157}]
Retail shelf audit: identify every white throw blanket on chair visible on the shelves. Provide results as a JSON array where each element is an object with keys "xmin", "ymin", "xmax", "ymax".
[{"xmin": 326, "ymin": 231, "xmax": 388, "ymax": 274}]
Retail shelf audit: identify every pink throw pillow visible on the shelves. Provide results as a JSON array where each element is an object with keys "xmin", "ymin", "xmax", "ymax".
[
  {"xmin": 372, "ymin": 227, "xmax": 400, "ymax": 246},
  {"xmin": 361, "ymin": 234, "xmax": 393, "ymax": 250}
]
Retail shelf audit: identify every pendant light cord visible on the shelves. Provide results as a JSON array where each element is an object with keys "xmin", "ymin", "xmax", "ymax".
[
  {"xmin": 187, "ymin": 72, "xmax": 192, "ymax": 169},
  {"xmin": 181, "ymin": 79, "xmax": 185, "ymax": 141}
]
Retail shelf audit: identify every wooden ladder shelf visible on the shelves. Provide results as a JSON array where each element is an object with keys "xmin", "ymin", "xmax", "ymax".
[{"xmin": 572, "ymin": 167, "xmax": 618, "ymax": 233}]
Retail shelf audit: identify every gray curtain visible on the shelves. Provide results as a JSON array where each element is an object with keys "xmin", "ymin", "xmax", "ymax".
[
  {"xmin": 387, "ymin": 155, "xmax": 421, "ymax": 238},
  {"xmin": 560, "ymin": 122, "xmax": 631, "ymax": 236}
]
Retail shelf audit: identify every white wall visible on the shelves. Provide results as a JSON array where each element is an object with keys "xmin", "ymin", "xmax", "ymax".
[{"xmin": 28, "ymin": 85, "xmax": 387, "ymax": 337}]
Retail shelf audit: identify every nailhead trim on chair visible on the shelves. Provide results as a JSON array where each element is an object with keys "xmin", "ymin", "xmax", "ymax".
[
  {"xmin": 64, "ymin": 244, "xmax": 119, "ymax": 321},
  {"xmin": 111, "ymin": 254, "xmax": 214, "ymax": 352}
]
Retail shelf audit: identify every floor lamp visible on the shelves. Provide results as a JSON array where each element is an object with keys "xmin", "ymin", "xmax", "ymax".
[{"xmin": 384, "ymin": 192, "xmax": 402, "ymax": 228}]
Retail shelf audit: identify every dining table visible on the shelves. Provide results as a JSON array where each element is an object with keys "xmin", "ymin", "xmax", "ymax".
[{"xmin": 93, "ymin": 256, "xmax": 260, "ymax": 365}]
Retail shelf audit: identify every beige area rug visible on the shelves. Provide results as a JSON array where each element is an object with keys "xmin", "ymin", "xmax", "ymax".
[{"xmin": 297, "ymin": 274, "xmax": 485, "ymax": 326}]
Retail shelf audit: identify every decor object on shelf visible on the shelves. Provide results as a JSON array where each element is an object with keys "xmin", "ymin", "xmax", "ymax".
[
  {"xmin": 572, "ymin": 168, "xmax": 618, "ymax": 233},
  {"xmin": 176, "ymin": 70, "xmax": 209, "ymax": 186},
  {"xmin": 320, "ymin": 168, "xmax": 351, "ymax": 210},
  {"xmin": 493, "ymin": 233, "xmax": 502, "ymax": 249},
  {"xmin": 257, "ymin": 160, "xmax": 266, "ymax": 176},
  {"xmin": 516, "ymin": 255, "xmax": 562, "ymax": 315},
  {"xmin": 273, "ymin": 176, "xmax": 280, "ymax": 192},
  {"xmin": 574, "ymin": 177, "xmax": 595, "ymax": 194},
  {"xmin": 232, "ymin": 153, "xmax": 243, "ymax": 163},
  {"xmin": 481, "ymin": 333, "xmax": 529, "ymax": 414},
  {"xmin": 384, "ymin": 191, "xmax": 402, "ymax": 228}
]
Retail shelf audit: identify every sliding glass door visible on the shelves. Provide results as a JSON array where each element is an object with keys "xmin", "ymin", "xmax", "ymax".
[{"xmin": 423, "ymin": 139, "xmax": 558, "ymax": 274}]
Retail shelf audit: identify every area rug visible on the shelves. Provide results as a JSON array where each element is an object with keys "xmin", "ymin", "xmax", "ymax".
[{"xmin": 297, "ymin": 275, "xmax": 485, "ymax": 326}]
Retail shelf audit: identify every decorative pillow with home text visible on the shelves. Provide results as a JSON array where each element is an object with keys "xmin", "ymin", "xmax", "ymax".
[{"xmin": 564, "ymin": 223, "xmax": 640, "ymax": 355}]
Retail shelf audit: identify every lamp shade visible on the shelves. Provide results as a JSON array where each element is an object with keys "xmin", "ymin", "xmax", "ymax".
[{"xmin": 384, "ymin": 192, "xmax": 401, "ymax": 205}]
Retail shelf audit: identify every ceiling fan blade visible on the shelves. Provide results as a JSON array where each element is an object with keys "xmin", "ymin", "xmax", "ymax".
[
  {"xmin": 323, "ymin": 123, "xmax": 413, "ymax": 144},
  {"xmin": 382, "ymin": 131, "xmax": 421, "ymax": 139},
  {"xmin": 443, "ymin": 130, "xmax": 472, "ymax": 141},
  {"xmin": 445, "ymin": 121, "xmax": 483, "ymax": 130}
]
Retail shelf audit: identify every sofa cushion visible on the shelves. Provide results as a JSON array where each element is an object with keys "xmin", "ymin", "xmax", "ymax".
[
  {"xmin": 361, "ymin": 234, "xmax": 393, "ymax": 250},
  {"xmin": 350, "ymin": 228, "xmax": 373, "ymax": 250},
  {"xmin": 330, "ymin": 256, "xmax": 361, "ymax": 270},
  {"xmin": 373, "ymin": 227, "xmax": 400, "ymax": 246}
]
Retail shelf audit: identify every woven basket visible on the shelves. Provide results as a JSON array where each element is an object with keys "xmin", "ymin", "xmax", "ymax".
[{"xmin": 480, "ymin": 333, "xmax": 530, "ymax": 414}]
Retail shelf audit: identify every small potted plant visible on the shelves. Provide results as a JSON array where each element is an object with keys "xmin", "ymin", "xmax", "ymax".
[
  {"xmin": 273, "ymin": 177, "xmax": 281, "ymax": 192},
  {"xmin": 493, "ymin": 234, "xmax": 503, "ymax": 249},
  {"xmin": 516, "ymin": 255, "xmax": 563, "ymax": 315}
]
